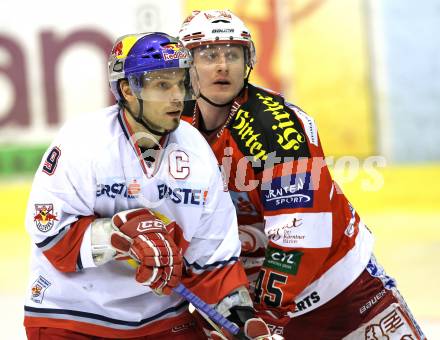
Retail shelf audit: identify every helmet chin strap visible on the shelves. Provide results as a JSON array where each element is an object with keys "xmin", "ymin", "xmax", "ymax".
[
  {"xmin": 120, "ymin": 99, "xmax": 174, "ymax": 137},
  {"xmin": 197, "ymin": 66, "xmax": 253, "ymax": 108},
  {"xmin": 199, "ymin": 93, "xmax": 234, "ymax": 108}
]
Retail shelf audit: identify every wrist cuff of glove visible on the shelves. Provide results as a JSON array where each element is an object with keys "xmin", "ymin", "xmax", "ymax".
[{"xmin": 90, "ymin": 218, "xmax": 117, "ymax": 266}]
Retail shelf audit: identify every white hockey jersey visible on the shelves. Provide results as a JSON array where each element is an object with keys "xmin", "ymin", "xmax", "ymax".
[{"xmin": 24, "ymin": 105, "xmax": 247, "ymax": 338}]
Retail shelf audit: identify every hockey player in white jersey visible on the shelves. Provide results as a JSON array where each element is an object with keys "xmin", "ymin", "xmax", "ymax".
[{"xmin": 24, "ymin": 32, "xmax": 272, "ymax": 340}]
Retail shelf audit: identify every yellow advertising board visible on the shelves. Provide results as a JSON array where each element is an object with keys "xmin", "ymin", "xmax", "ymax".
[{"xmin": 183, "ymin": 0, "xmax": 374, "ymax": 157}]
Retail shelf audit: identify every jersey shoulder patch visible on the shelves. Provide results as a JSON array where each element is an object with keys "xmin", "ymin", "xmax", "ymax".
[{"xmin": 285, "ymin": 102, "xmax": 319, "ymax": 147}]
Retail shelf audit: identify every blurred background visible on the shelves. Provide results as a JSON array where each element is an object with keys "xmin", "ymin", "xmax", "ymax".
[{"xmin": 1, "ymin": 0, "xmax": 439, "ymax": 338}]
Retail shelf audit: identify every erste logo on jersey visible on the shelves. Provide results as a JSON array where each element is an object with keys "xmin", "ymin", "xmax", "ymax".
[
  {"xmin": 96, "ymin": 179, "xmax": 140, "ymax": 199},
  {"xmin": 261, "ymin": 172, "xmax": 314, "ymax": 210},
  {"xmin": 33, "ymin": 204, "xmax": 58, "ymax": 232},
  {"xmin": 157, "ymin": 183, "xmax": 207, "ymax": 206}
]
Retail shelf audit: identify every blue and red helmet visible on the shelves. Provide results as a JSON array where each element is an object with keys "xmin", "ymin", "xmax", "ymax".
[{"xmin": 108, "ymin": 32, "xmax": 192, "ymax": 101}]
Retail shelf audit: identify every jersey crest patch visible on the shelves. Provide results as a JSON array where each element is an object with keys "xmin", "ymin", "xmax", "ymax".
[
  {"xmin": 31, "ymin": 275, "xmax": 51, "ymax": 304},
  {"xmin": 33, "ymin": 204, "xmax": 58, "ymax": 232}
]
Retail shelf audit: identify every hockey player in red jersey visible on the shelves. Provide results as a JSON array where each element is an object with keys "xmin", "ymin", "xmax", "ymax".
[
  {"xmin": 24, "ymin": 32, "xmax": 271, "ymax": 340},
  {"xmin": 178, "ymin": 9, "xmax": 426, "ymax": 339}
]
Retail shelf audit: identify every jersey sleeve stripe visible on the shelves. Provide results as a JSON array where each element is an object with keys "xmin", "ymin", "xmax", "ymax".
[
  {"xmin": 24, "ymin": 302, "xmax": 192, "ymax": 337},
  {"xmin": 35, "ymin": 224, "xmax": 70, "ymax": 249},
  {"xmin": 24, "ymin": 300, "xmax": 188, "ymax": 327},
  {"xmin": 42, "ymin": 215, "xmax": 96, "ymax": 273},
  {"xmin": 76, "ymin": 252, "xmax": 83, "ymax": 271}
]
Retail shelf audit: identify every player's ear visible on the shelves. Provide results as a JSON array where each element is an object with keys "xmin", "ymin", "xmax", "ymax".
[{"xmin": 119, "ymin": 80, "xmax": 135, "ymax": 102}]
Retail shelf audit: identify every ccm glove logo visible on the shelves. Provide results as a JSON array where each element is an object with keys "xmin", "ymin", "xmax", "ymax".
[{"xmin": 137, "ymin": 220, "xmax": 165, "ymax": 233}]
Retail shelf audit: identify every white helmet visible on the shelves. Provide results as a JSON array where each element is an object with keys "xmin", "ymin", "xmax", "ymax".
[{"xmin": 178, "ymin": 9, "xmax": 256, "ymax": 67}]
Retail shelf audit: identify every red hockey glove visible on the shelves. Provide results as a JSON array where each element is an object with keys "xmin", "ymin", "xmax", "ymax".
[
  {"xmin": 130, "ymin": 233, "xmax": 182, "ymax": 294},
  {"xmin": 110, "ymin": 208, "xmax": 183, "ymax": 295}
]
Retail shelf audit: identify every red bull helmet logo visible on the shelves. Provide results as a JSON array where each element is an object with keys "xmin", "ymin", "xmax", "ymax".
[
  {"xmin": 33, "ymin": 204, "xmax": 58, "ymax": 232},
  {"xmin": 161, "ymin": 43, "xmax": 189, "ymax": 61},
  {"xmin": 162, "ymin": 43, "xmax": 181, "ymax": 52},
  {"xmin": 111, "ymin": 35, "xmax": 138, "ymax": 60},
  {"xmin": 111, "ymin": 41, "xmax": 123, "ymax": 57}
]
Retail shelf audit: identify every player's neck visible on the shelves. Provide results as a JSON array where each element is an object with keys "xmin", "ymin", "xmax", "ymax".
[
  {"xmin": 125, "ymin": 112, "xmax": 161, "ymax": 148},
  {"xmin": 197, "ymin": 98, "xmax": 231, "ymax": 131}
]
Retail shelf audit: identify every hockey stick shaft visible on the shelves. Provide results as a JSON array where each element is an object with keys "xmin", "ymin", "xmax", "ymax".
[{"xmin": 173, "ymin": 283, "xmax": 240, "ymax": 335}]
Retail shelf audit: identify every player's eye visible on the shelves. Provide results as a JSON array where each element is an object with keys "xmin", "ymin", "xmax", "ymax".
[
  {"xmin": 200, "ymin": 50, "xmax": 218, "ymax": 61},
  {"xmin": 225, "ymin": 51, "xmax": 240, "ymax": 62},
  {"xmin": 156, "ymin": 81, "xmax": 171, "ymax": 90},
  {"xmin": 207, "ymin": 51, "xmax": 218, "ymax": 60}
]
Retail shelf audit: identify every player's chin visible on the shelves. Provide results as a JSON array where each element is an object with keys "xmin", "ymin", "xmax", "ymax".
[
  {"xmin": 209, "ymin": 92, "xmax": 236, "ymax": 105},
  {"xmin": 164, "ymin": 118, "xmax": 180, "ymax": 131}
]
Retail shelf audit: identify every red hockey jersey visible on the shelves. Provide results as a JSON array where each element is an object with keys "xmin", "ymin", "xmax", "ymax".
[{"xmin": 182, "ymin": 84, "xmax": 374, "ymax": 317}]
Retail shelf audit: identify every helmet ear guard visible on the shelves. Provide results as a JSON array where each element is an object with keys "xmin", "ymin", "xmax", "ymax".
[{"xmin": 246, "ymin": 39, "xmax": 256, "ymax": 68}]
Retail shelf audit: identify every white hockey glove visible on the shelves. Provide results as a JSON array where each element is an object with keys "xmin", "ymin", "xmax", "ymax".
[{"xmin": 90, "ymin": 218, "xmax": 118, "ymax": 265}]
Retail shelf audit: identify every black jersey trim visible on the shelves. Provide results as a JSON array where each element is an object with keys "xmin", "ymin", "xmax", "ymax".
[
  {"xmin": 117, "ymin": 109, "xmax": 131, "ymax": 141},
  {"xmin": 35, "ymin": 225, "xmax": 69, "ymax": 249},
  {"xmin": 24, "ymin": 300, "xmax": 188, "ymax": 327}
]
